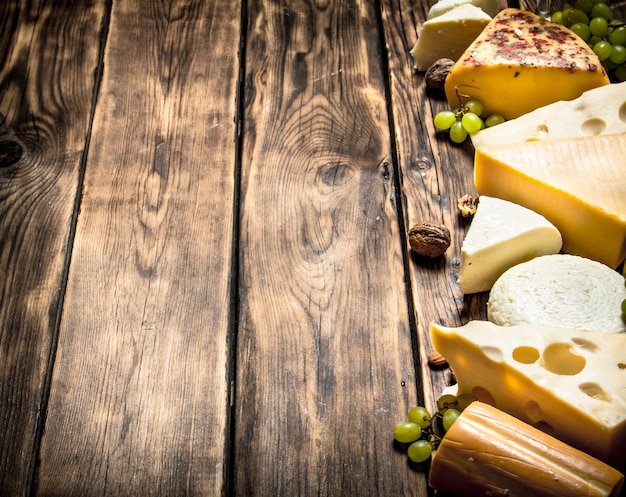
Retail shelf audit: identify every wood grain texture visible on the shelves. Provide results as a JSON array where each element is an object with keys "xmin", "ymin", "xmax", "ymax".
[
  {"xmin": 35, "ymin": 1, "xmax": 241, "ymax": 495},
  {"xmin": 0, "ymin": 2, "xmax": 104, "ymax": 495},
  {"xmin": 235, "ymin": 1, "xmax": 425, "ymax": 495},
  {"xmin": 380, "ymin": 0, "xmax": 488, "ymax": 416}
]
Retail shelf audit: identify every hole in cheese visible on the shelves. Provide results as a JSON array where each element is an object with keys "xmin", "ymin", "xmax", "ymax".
[
  {"xmin": 533, "ymin": 420, "xmax": 555, "ymax": 437},
  {"xmin": 571, "ymin": 337, "xmax": 599, "ymax": 353},
  {"xmin": 580, "ymin": 118, "xmax": 606, "ymax": 135},
  {"xmin": 471, "ymin": 386, "xmax": 495, "ymax": 406},
  {"xmin": 579, "ymin": 382, "xmax": 611, "ymax": 402},
  {"xmin": 540, "ymin": 343, "xmax": 586, "ymax": 376},
  {"xmin": 512, "ymin": 346, "xmax": 540, "ymax": 364},
  {"xmin": 480, "ymin": 345, "xmax": 503, "ymax": 363},
  {"xmin": 620, "ymin": 101, "xmax": 626, "ymax": 123}
]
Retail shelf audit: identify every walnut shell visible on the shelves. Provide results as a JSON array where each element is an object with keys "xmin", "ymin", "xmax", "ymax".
[
  {"xmin": 408, "ymin": 221, "xmax": 451, "ymax": 258},
  {"xmin": 424, "ymin": 58, "xmax": 454, "ymax": 92}
]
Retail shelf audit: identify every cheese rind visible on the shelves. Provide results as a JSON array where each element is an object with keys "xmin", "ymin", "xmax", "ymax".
[
  {"xmin": 444, "ymin": 9, "xmax": 610, "ymax": 119},
  {"xmin": 427, "ymin": 0, "xmax": 500, "ymax": 19},
  {"xmin": 471, "ymin": 82, "xmax": 626, "ymax": 148},
  {"xmin": 458, "ymin": 196, "xmax": 562, "ymax": 294},
  {"xmin": 488, "ymin": 254, "xmax": 626, "ymax": 333},
  {"xmin": 474, "ymin": 134, "xmax": 626, "ymax": 268},
  {"xmin": 429, "ymin": 401, "xmax": 625, "ymax": 497},
  {"xmin": 429, "ymin": 321, "xmax": 626, "ymax": 468},
  {"xmin": 410, "ymin": 4, "xmax": 492, "ymax": 72}
]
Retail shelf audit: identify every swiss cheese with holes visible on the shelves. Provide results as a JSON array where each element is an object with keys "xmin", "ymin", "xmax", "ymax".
[{"xmin": 430, "ymin": 320, "xmax": 626, "ymax": 468}]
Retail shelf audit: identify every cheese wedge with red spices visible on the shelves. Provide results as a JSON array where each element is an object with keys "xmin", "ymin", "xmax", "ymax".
[
  {"xmin": 429, "ymin": 321, "xmax": 626, "ymax": 469},
  {"xmin": 474, "ymin": 133, "xmax": 626, "ymax": 269},
  {"xmin": 444, "ymin": 8, "xmax": 610, "ymax": 120},
  {"xmin": 429, "ymin": 402, "xmax": 625, "ymax": 497}
]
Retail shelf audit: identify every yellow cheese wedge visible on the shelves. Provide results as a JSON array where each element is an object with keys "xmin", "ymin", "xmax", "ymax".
[
  {"xmin": 474, "ymin": 133, "xmax": 626, "ymax": 269},
  {"xmin": 410, "ymin": 4, "xmax": 492, "ymax": 72},
  {"xmin": 444, "ymin": 8, "xmax": 610, "ymax": 119},
  {"xmin": 429, "ymin": 402, "xmax": 625, "ymax": 497},
  {"xmin": 471, "ymin": 81, "xmax": 626, "ymax": 148},
  {"xmin": 458, "ymin": 195, "xmax": 562, "ymax": 294},
  {"xmin": 429, "ymin": 321, "xmax": 626, "ymax": 468}
]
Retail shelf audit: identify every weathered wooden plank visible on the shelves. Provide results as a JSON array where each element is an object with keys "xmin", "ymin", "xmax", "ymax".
[
  {"xmin": 380, "ymin": 0, "xmax": 488, "ymax": 420},
  {"xmin": 35, "ymin": 1, "xmax": 241, "ymax": 495},
  {"xmin": 0, "ymin": 1, "xmax": 105, "ymax": 495},
  {"xmin": 235, "ymin": 0, "xmax": 425, "ymax": 495}
]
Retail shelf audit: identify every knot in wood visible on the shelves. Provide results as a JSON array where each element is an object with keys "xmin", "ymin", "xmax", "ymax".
[{"xmin": 0, "ymin": 141, "xmax": 23, "ymax": 168}]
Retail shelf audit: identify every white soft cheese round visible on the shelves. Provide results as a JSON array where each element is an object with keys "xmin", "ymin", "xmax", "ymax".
[{"xmin": 487, "ymin": 254, "xmax": 626, "ymax": 333}]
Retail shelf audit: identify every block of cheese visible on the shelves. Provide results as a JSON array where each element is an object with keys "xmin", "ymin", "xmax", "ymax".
[
  {"xmin": 410, "ymin": 4, "xmax": 492, "ymax": 72},
  {"xmin": 488, "ymin": 254, "xmax": 626, "ymax": 333},
  {"xmin": 474, "ymin": 133, "xmax": 626, "ymax": 269},
  {"xmin": 471, "ymin": 81, "xmax": 626, "ymax": 148},
  {"xmin": 429, "ymin": 320, "xmax": 626, "ymax": 468},
  {"xmin": 444, "ymin": 9, "xmax": 610, "ymax": 120},
  {"xmin": 458, "ymin": 196, "xmax": 562, "ymax": 294},
  {"xmin": 427, "ymin": 0, "xmax": 500, "ymax": 19},
  {"xmin": 429, "ymin": 402, "xmax": 625, "ymax": 497}
]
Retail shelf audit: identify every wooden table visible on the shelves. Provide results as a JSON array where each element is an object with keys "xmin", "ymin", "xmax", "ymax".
[{"xmin": 1, "ymin": 1, "xmax": 621, "ymax": 496}]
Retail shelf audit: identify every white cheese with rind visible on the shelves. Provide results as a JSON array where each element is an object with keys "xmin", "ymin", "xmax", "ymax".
[
  {"xmin": 488, "ymin": 254, "xmax": 626, "ymax": 333},
  {"xmin": 427, "ymin": 0, "xmax": 500, "ymax": 19},
  {"xmin": 471, "ymin": 81, "xmax": 626, "ymax": 148},
  {"xmin": 458, "ymin": 196, "xmax": 562, "ymax": 294},
  {"xmin": 430, "ymin": 320, "xmax": 626, "ymax": 469},
  {"xmin": 410, "ymin": 4, "xmax": 491, "ymax": 71}
]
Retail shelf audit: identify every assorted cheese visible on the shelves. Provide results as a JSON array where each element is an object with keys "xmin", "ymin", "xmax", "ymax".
[
  {"xmin": 488, "ymin": 254, "xmax": 626, "ymax": 333},
  {"xmin": 429, "ymin": 321, "xmax": 626, "ymax": 468},
  {"xmin": 471, "ymin": 81, "xmax": 626, "ymax": 148},
  {"xmin": 444, "ymin": 9, "xmax": 610, "ymax": 119},
  {"xmin": 474, "ymin": 133, "xmax": 626, "ymax": 269},
  {"xmin": 458, "ymin": 196, "xmax": 562, "ymax": 294},
  {"xmin": 410, "ymin": 4, "xmax": 492, "ymax": 72},
  {"xmin": 429, "ymin": 401, "xmax": 625, "ymax": 497}
]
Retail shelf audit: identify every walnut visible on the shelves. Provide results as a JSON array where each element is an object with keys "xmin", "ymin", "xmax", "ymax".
[
  {"xmin": 408, "ymin": 221, "xmax": 451, "ymax": 258},
  {"xmin": 457, "ymin": 194, "xmax": 479, "ymax": 217},
  {"xmin": 427, "ymin": 350, "xmax": 448, "ymax": 368},
  {"xmin": 424, "ymin": 58, "xmax": 454, "ymax": 92}
]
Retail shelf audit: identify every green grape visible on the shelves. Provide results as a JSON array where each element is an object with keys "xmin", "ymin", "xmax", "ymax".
[
  {"xmin": 434, "ymin": 111, "xmax": 457, "ymax": 130},
  {"xmin": 461, "ymin": 112, "xmax": 483, "ymax": 133},
  {"xmin": 564, "ymin": 8, "xmax": 589, "ymax": 26},
  {"xmin": 442, "ymin": 408, "xmax": 461, "ymax": 431},
  {"xmin": 570, "ymin": 21, "xmax": 591, "ymax": 40},
  {"xmin": 603, "ymin": 58, "xmax": 618, "ymax": 70},
  {"xmin": 574, "ymin": 0, "xmax": 593, "ymax": 13},
  {"xmin": 464, "ymin": 98, "xmax": 484, "ymax": 116},
  {"xmin": 615, "ymin": 64, "xmax": 626, "ymax": 81},
  {"xmin": 456, "ymin": 393, "xmax": 478, "ymax": 412},
  {"xmin": 590, "ymin": 16, "xmax": 609, "ymax": 37},
  {"xmin": 437, "ymin": 394, "xmax": 458, "ymax": 411},
  {"xmin": 393, "ymin": 421, "xmax": 422, "ymax": 444},
  {"xmin": 449, "ymin": 121, "xmax": 468, "ymax": 143},
  {"xmin": 593, "ymin": 40, "xmax": 613, "ymax": 60},
  {"xmin": 407, "ymin": 439, "xmax": 433, "ymax": 463},
  {"xmin": 408, "ymin": 406, "xmax": 432, "ymax": 429},
  {"xmin": 590, "ymin": 2, "xmax": 613, "ymax": 20},
  {"xmin": 610, "ymin": 44, "xmax": 626, "ymax": 64},
  {"xmin": 485, "ymin": 113, "xmax": 505, "ymax": 127},
  {"xmin": 589, "ymin": 35, "xmax": 604, "ymax": 45},
  {"xmin": 609, "ymin": 26, "xmax": 626, "ymax": 46},
  {"xmin": 621, "ymin": 298, "xmax": 626, "ymax": 316},
  {"xmin": 551, "ymin": 10, "xmax": 564, "ymax": 24}
]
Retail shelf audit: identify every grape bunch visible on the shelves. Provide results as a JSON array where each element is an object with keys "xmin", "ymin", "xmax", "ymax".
[
  {"xmin": 433, "ymin": 98, "xmax": 505, "ymax": 144},
  {"xmin": 392, "ymin": 392, "xmax": 477, "ymax": 464},
  {"xmin": 551, "ymin": 1, "xmax": 626, "ymax": 81}
]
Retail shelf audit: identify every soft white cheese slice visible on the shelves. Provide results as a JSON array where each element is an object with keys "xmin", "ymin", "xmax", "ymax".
[
  {"xmin": 410, "ymin": 4, "xmax": 491, "ymax": 71},
  {"xmin": 457, "ymin": 196, "xmax": 562, "ymax": 294},
  {"xmin": 430, "ymin": 320, "xmax": 626, "ymax": 468},
  {"xmin": 427, "ymin": 0, "xmax": 500, "ymax": 19},
  {"xmin": 488, "ymin": 254, "xmax": 626, "ymax": 333},
  {"xmin": 471, "ymin": 81, "xmax": 626, "ymax": 148}
]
